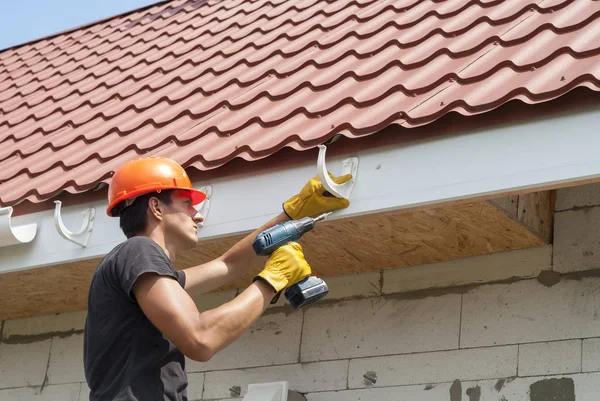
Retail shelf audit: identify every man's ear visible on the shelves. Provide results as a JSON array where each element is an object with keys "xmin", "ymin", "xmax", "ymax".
[{"xmin": 148, "ymin": 197, "xmax": 163, "ymax": 221}]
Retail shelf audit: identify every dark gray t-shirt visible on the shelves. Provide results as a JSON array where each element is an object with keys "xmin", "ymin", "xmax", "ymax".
[{"xmin": 84, "ymin": 236, "xmax": 188, "ymax": 401}]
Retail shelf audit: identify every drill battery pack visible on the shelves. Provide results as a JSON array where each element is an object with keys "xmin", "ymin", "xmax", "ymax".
[{"xmin": 284, "ymin": 276, "xmax": 329, "ymax": 309}]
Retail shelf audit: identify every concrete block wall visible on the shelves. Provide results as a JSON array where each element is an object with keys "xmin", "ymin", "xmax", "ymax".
[{"xmin": 1, "ymin": 183, "xmax": 600, "ymax": 401}]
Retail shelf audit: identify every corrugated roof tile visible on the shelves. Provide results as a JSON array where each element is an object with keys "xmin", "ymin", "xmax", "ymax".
[{"xmin": 1, "ymin": 0, "xmax": 599, "ymax": 206}]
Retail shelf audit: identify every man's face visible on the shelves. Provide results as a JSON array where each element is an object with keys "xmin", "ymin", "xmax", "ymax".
[{"xmin": 161, "ymin": 190, "xmax": 203, "ymax": 249}]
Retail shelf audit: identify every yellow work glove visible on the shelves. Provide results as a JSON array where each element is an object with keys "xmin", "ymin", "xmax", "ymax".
[
  {"xmin": 283, "ymin": 172, "xmax": 352, "ymax": 220},
  {"xmin": 254, "ymin": 242, "xmax": 312, "ymax": 294}
]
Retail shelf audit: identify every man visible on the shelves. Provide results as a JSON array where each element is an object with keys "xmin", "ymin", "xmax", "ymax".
[{"xmin": 83, "ymin": 156, "xmax": 351, "ymax": 401}]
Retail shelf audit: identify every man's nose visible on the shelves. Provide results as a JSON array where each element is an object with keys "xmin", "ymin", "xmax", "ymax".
[{"xmin": 193, "ymin": 211, "xmax": 204, "ymax": 223}]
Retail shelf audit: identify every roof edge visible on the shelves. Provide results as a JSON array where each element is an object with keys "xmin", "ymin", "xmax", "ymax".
[
  {"xmin": 3, "ymin": 105, "xmax": 600, "ymax": 273},
  {"xmin": 6, "ymin": 86, "xmax": 600, "ymax": 215}
]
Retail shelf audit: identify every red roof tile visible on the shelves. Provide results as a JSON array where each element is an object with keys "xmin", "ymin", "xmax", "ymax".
[{"xmin": 1, "ymin": 0, "xmax": 599, "ymax": 207}]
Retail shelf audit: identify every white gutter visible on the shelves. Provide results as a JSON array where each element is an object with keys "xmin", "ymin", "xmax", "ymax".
[{"xmin": 1, "ymin": 105, "xmax": 599, "ymax": 273}]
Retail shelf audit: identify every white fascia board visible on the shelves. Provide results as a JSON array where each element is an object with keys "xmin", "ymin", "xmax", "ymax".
[{"xmin": 1, "ymin": 106, "xmax": 599, "ymax": 273}]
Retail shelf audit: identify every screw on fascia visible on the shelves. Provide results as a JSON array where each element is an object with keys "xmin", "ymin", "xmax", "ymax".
[{"xmin": 363, "ymin": 371, "xmax": 377, "ymax": 385}]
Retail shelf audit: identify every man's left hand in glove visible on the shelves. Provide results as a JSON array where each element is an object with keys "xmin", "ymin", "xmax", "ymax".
[{"xmin": 283, "ymin": 172, "xmax": 352, "ymax": 220}]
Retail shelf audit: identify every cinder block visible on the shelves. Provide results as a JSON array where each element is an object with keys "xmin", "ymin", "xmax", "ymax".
[
  {"xmin": 186, "ymin": 372, "xmax": 204, "ymax": 401},
  {"xmin": 0, "ymin": 384, "xmax": 81, "ymax": 401},
  {"xmin": 306, "ymin": 385, "xmax": 450, "ymax": 401},
  {"xmin": 48, "ymin": 333, "xmax": 85, "ymax": 384},
  {"xmin": 78, "ymin": 383, "xmax": 89, "ymax": 401},
  {"xmin": 348, "ymin": 346, "xmax": 517, "ymax": 388},
  {"xmin": 554, "ymin": 208, "xmax": 600, "ymax": 273},
  {"xmin": 569, "ymin": 371, "xmax": 600, "ymax": 401},
  {"xmin": 2, "ymin": 311, "xmax": 86, "ymax": 340},
  {"xmin": 187, "ymin": 310, "xmax": 302, "ymax": 372},
  {"xmin": 201, "ymin": 399, "xmax": 238, "ymax": 401},
  {"xmin": 308, "ymin": 372, "xmax": 600, "ymax": 401},
  {"xmin": 0, "ymin": 340, "xmax": 51, "ymax": 388},
  {"xmin": 192, "ymin": 290, "xmax": 237, "ymax": 312},
  {"xmin": 518, "ymin": 340, "xmax": 581, "ymax": 376},
  {"xmin": 555, "ymin": 183, "xmax": 600, "ymax": 211},
  {"xmin": 582, "ymin": 337, "xmax": 600, "ymax": 372},
  {"xmin": 324, "ymin": 271, "xmax": 381, "ymax": 300},
  {"xmin": 203, "ymin": 360, "xmax": 348, "ymax": 399},
  {"xmin": 383, "ymin": 246, "xmax": 551, "ymax": 294},
  {"xmin": 301, "ymin": 294, "xmax": 461, "ymax": 362},
  {"xmin": 475, "ymin": 372, "xmax": 600, "ymax": 401},
  {"xmin": 461, "ymin": 278, "xmax": 600, "ymax": 348},
  {"xmin": 200, "ymin": 399, "xmax": 238, "ymax": 401}
]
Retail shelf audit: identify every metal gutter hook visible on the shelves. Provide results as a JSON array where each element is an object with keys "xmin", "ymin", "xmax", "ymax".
[
  {"xmin": 0, "ymin": 206, "xmax": 38, "ymax": 247},
  {"xmin": 317, "ymin": 144, "xmax": 358, "ymax": 199},
  {"xmin": 194, "ymin": 185, "xmax": 212, "ymax": 227},
  {"xmin": 54, "ymin": 201, "xmax": 95, "ymax": 247}
]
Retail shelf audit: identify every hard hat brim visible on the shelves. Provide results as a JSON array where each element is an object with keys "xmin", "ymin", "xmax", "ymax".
[
  {"xmin": 190, "ymin": 188, "xmax": 207, "ymax": 205},
  {"xmin": 106, "ymin": 187, "xmax": 207, "ymax": 217}
]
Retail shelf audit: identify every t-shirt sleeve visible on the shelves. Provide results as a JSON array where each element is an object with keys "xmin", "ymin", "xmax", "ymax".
[{"xmin": 118, "ymin": 237, "xmax": 186, "ymax": 302}]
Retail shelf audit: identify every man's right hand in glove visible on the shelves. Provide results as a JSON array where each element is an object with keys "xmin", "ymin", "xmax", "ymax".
[{"xmin": 254, "ymin": 242, "xmax": 312, "ymax": 294}]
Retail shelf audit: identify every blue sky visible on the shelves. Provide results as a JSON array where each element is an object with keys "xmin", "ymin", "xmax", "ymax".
[{"xmin": 0, "ymin": 0, "xmax": 160, "ymax": 50}]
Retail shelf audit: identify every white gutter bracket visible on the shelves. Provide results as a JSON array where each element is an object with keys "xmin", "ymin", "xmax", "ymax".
[
  {"xmin": 317, "ymin": 144, "xmax": 358, "ymax": 199},
  {"xmin": 0, "ymin": 207, "xmax": 37, "ymax": 247},
  {"xmin": 54, "ymin": 201, "xmax": 95, "ymax": 247},
  {"xmin": 195, "ymin": 185, "xmax": 213, "ymax": 227}
]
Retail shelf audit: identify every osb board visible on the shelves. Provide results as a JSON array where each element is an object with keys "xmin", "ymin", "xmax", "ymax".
[
  {"xmin": 491, "ymin": 191, "xmax": 556, "ymax": 243},
  {"xmin": 0, "ymin": 200, "xmax": 546, "ymax": 320},
  {"xmin": 0, "ymin": 258, "xmax": 98, "ymax": 320}
]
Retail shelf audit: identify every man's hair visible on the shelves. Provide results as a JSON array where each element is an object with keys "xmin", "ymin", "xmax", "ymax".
[{"xmin": 119, "ymin": 190, "xmax": 174, "ymax": 238}]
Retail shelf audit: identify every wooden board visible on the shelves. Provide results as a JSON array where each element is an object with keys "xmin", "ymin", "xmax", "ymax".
[
  {"xmin": 0, "ymin": 199, "xmax": 546, "ymax": 320},
  {"xmin": 0, "ymin": 258, "xmax": 98, "ymax": 321},
  {"xmin": 491, "ymin": 190, "xmax": 556, "ymax": 243}
]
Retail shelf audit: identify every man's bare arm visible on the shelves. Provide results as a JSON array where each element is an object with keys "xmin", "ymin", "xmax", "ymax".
[
  {"xmin": 134, "ymin": 273, "xmax": 274, "ymax": 362},
  {"xmin": 182, "ymin": 212, "xmax": 289, "ymax": 295}
]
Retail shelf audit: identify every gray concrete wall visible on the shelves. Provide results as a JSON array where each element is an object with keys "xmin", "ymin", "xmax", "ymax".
[{"xmin": 1, "ymin": 184, "xmax": 599, "ymax": 401}]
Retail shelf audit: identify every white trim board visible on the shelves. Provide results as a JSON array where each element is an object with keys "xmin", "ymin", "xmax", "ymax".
[{"xmin": 1, "ymin": 105, "xmax": 599, "ymax": 273}]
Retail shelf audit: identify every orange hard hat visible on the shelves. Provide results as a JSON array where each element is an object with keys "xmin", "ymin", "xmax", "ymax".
[{"xmin": 106, "ymin": 156, "xmax": 206, "ymax": 217}]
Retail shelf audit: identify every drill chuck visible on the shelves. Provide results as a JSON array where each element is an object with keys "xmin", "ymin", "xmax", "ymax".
[{"xmin": 252, "ymin": 213, "xmax": 330, "ymax": 256}]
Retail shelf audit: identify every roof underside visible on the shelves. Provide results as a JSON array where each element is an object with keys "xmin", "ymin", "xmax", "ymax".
[{"xmin": 0, "ymin": 0, "xmax": 599, "ymax": 207}]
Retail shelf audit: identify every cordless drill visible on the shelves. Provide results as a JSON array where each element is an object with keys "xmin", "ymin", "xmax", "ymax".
[{"xmin": 252, "ymin": 213, "xmax": 331, "ymax": 309}]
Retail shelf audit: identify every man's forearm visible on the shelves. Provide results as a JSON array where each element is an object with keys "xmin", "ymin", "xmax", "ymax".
[
  {"xmin": 220, "ymin": 212, "xmax": 290, "ymax": 277},
  {"xmin": 183, "ymin": 212, "xmax": 290, "ymax": 294},
  {"xmin": 191, "ymin": 280, "xmax": 275, "ymax": 361}
]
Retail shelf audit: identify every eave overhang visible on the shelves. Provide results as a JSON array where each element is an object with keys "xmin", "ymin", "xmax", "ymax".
[{"xmin": 1, "ymin": 102, "xmax": 598, "ymax": 274}]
